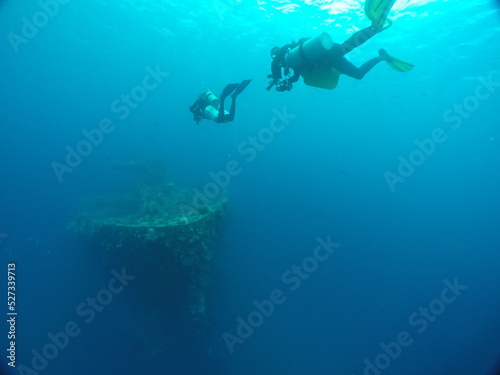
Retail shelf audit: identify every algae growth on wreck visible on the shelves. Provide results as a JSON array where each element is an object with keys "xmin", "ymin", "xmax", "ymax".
[{"xmin": 69, "ymin": 158, "xmax": 228, "ymax": 319}]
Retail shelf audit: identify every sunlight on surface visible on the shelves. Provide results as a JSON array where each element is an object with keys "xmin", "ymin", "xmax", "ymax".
[
  {"xmin": 253, "ymin": 0, "xmax": 443, "ymax": 29},
  {"xmin": 255, "ymin": 0, "xmax": 446, "ymax": 16}
]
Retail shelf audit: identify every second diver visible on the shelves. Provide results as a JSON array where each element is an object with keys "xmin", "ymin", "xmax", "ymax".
[{"xmin": 189, "ymin": 80, "xmax": 252, "ymax": 124}]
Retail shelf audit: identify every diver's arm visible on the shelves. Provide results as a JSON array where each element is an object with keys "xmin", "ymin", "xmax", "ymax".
[
  {"xmin": 288, "ymin": 68, "xmax": 301, "ymax": 83},
  {"xmin": 190, "ymin": 97, "xmax": 201, "ymax": 110},
  {"xmin": 278, "ymin": 67, "xmax": 301, "ymax": 91},
  {"xmin": 270, "ymin": 43, "xmax": 295, "ymax": 79},
  {"xmin": 270, "ymin": 59, "xmax": 283, "ymax": 80}
]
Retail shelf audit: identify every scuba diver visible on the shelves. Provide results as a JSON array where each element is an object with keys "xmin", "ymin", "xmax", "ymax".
[
  {"xmin": 267, "ymin": 0, "xmax": 414, "ymax": 92},
  {"xmin": 189, "ymin": 80, "xmax": 252, "ymax": 124}
]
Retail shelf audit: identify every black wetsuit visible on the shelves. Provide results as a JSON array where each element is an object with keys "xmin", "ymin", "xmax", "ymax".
[
  {"xmin": 273, "ymin": 27, "xmax": 382, "ymax": 86},
  {"xmin": 216, "ymin": 96, "xmax": 235, "ymax": 123}
]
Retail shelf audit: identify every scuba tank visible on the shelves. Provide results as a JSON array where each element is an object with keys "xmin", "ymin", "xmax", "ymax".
[
  {"xmin": 284, "ymin": 32, "xmax": 333, "ymax": 68},
  {"xmin": 204, "ymin": 105, "xmax": 219, "ymax": 120},
  {"xmin": 201, "ymin": 89, "xmax": 220, "ymax": 108}
]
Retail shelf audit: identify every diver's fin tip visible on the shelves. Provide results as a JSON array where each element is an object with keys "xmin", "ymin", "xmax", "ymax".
[
  {"xmin": 382, "ymin": 50, "xmax": 415, "ymax": 72},
  {"xmin": 220, "ymin": 83, "xmax": 239, "ymax": 99},
  {"xmin": 231, "ymin": 79, "xmax": 252, "ymax": 98}
]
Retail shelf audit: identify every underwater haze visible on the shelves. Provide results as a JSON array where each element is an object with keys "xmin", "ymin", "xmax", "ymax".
[{"xmin": 1, "ymin": 0, "xmax": 500, "ymax": 374}]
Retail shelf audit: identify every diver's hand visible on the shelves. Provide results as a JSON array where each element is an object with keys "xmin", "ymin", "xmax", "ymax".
[
  {"xmin": 266, "ymin": 78, "xmax": 277, "ymax": 91},
  {"xmin": 276, "ymin": 79, "xmax": 292, "ymax": 92}
]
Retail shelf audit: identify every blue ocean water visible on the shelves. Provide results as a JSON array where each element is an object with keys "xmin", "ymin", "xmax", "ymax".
[{"xmin": 1, "ymin": 0, "xmax": 500, "ymax": 374}]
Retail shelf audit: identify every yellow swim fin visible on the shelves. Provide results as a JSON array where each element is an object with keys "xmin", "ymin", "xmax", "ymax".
[
  {"xmin": 365, "ymin": 0, "xmax": 397, "ymax": 31},
  {"xmin": 379, "ymin": 49, "xmax": 415, "ymax": 72}
]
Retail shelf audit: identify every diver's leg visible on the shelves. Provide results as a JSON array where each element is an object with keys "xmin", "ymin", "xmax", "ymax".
[
  {"xmin": 357, "ymin": 57, "xmax": 383, "ymax": 78},
  {"xmin": 333, "ymin": 56, "xmax": 382, "ymax": 80},
  {"xmin": 220, "ymin": 83, "xmax": 239, "ymax": 98},
  {"xmin": 217, "ymin": 83, "xmax": 239, "ymax": 122},
  {"xmin": 217, "ymin": 98, "xmax": 226, "ymax": 123},
  {"xmin": 338, "ymin": 27, "xmax": 378, "ymax": 55},
  {"xmin": 226, "ymin": 97, "xmax": 237, "ymax": 122},
  {"xmin": 225, "ymin": 80, "xmax": 250, "ymax": 121},
  {"xmin": 231, "ymin": 79, "xmax": 252, "ymax": 99}
]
